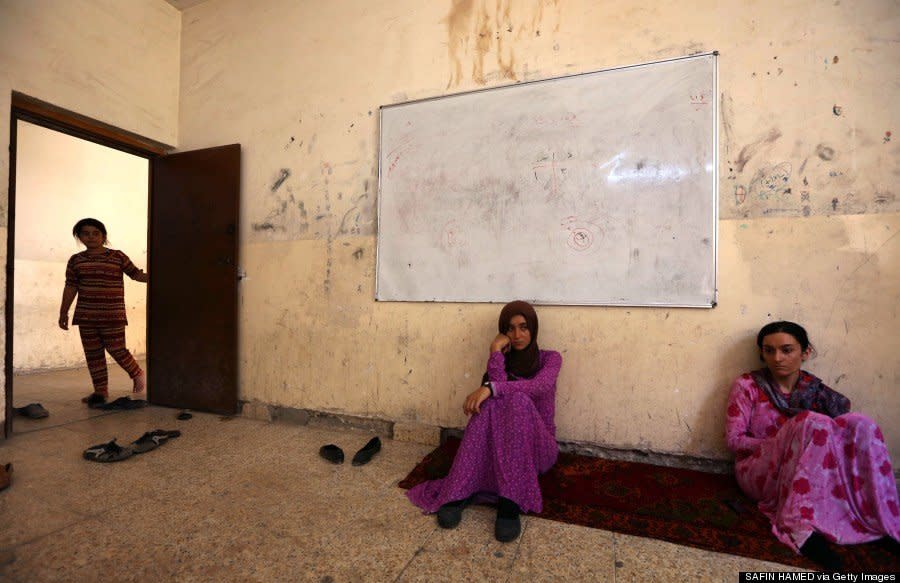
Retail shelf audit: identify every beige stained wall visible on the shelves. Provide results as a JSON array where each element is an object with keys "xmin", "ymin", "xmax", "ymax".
[
  {"xmin": 13, "ymin": 120, "xmax": 149, "ymax": 373},
  {"xmin": 0, "ymin": 0, "xmax": 181, "ymax": 419},
  {"xmin": 178, "ymin": 0, "xmax": 899, "ymax": 462}
]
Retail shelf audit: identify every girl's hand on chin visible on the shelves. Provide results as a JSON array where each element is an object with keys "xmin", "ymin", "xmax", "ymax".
[{"xmin": 491, "ymin": 333, "xmax": 510, "ymax": 353}]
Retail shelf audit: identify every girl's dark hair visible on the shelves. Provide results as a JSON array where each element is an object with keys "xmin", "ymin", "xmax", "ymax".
[
  {"xmin": 72, "ymin": 218, "xmax": 107, "ymax": 243},
  {"xmin": 756, "ymin": 321, "xmax": 817, "ymax": 356}
]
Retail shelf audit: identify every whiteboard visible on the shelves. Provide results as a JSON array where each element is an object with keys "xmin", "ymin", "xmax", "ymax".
[{"xmin": 376, "ymin": 54, "xmax": 718, "ymax": 307}]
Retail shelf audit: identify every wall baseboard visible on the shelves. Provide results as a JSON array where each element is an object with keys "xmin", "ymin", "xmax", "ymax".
[
  {"xmin": 242, "ymin": 400, "xmax": 734, "ymax": 474},
  {"xmin": 242, "ymin": 402, "xmax": 900, "ymax": 482}
]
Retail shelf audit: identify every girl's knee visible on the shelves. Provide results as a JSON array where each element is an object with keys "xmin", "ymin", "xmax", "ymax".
[
  {"xmin": 836, "ymin": 412, "xmax": 879, "ymax": 435},
  {"xmin": 505, "ymin": 392, "xmax": 536, "ymax": 409},
  {"xmin": 789, "ymin": 410, "xmax": 833, "ymax": 431}
]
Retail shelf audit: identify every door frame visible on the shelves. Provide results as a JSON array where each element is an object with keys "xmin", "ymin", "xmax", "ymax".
[{"xmin": 4, "ymin": 92, "xmax": 170, "ymax": 438}]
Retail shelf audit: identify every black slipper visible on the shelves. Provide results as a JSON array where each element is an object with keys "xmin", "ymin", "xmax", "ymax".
[
  {"xmin": 83, "ymin": 439, "xmax": 133, "ymax": 463},
  {"xmin": 800, "ymin": 532, "xmax": 842, "ymax": 571},
  {"xmin": 351, "ymin": 437, "xmax": 381, "ymax": 466},
  {"xmin": 131, "ymin": 432, "xmax": 162, "ymax": 454},
  {"xmin": 84, "ymin": 393, "xmax": 107, "ymax": 409},
  {"xmin": 132, "ymin": 430, "xmax": 180, "ymax": 454},
  {"xmin": 150, "ymin": 429, "xmax": 181, "ymax": 443},
  {"xmin": 14, "ymin": 403, "xmax": 49, "ymax": 419},
  {"xmin": 437, "ymin": 496, "xmax": 472, "ymax": 529},
  {"xmin": 98, "ymin": 397, "xmax": 149, "ymax": 411},
  {"xmin": 319, "ymin": 444, "xmax": 344, "ymax": 464},
  {"xmin": 495, "ymin": 497, "xmax": 522, "ymax": 542},
  {"xmin": 177, "ymin": 411, "xmax": 193, "ymax": 420}
]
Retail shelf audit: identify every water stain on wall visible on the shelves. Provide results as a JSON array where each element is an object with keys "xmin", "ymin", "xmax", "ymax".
[{"xmin": 446, "ymin": 0, "xmax": 561, "ymax": 87}]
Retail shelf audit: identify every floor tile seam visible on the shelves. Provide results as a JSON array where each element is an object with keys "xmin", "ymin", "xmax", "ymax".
[
  {"xmin": 502, "ymin": 515, "xmax": 528, "ymax": 583},
  {"xmin": 0, "ymin": 511, "xmax": 102, "ymax": 551},
  {"xmin": 12, "ymin": 410, "xmax": 125, "ymax": 435},
  {"xmin": 612, "ymin": 530, "xmax": 619, "ymax": 583},
  {"xmin": 391, "ymin": 525, "xmax": 439, "ymax": 582},
  {"xmin": 22, "ymin": 487, "xmax": 109, "ymax": 520}
]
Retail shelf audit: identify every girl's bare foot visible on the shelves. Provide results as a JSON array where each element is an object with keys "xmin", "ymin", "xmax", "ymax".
[{"xmin": 133, "ymin": 371, "xmax": 146, "ymax": 394}]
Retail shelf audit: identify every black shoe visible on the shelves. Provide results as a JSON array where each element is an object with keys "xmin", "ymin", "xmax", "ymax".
[
  {"xmin": 14, "ymin": 403, "xmax": 49, "ymax": 419},
  {"xmin": 351, "ymin": 437, "xmax": 381, "ymax": 466},
  {"xmin": 495, "ymin": 497, "xmax": 522, "ymax": 542},
  {"xmin": 84, "ymin": 393, "xmax": 107, "ymax": 409},
  {"xmin": 800, "ymin": 532, "xmax": 842, "ymax": 571},
  {"xmin": 98, "ymin": 397, "xmax": 149, "ymax": 410},
  {"xmin": 437, "ymin": 496, "xmax": 472, "ymax": 529},
  {"xmin": 319, "ymin": 444, "xmax": 344, "ymax": 464}
]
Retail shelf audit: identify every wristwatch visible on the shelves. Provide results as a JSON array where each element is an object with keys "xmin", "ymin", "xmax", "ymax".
[{"xmin": 481, "ymin": 380, "xmax": 493, "ymax": 396}]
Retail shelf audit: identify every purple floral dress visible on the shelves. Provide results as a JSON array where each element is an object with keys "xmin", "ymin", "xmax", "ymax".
[
  {"xmin": 407, "ymin": 350, "xmax": 562, "ymax": 514},
  {"xmin": 726, "ymin": 372, "xmax": 900, "ymax": 552}
]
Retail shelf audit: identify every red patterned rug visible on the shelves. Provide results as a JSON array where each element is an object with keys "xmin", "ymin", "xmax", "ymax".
[{"xmin": 399, "ymin": 437, "xmax": 899, "ymax": 572}]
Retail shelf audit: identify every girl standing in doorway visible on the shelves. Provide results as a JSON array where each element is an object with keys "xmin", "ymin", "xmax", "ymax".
[{"xmin": 58, "ymin": 218, "xmax": 148, "ymax": 407}]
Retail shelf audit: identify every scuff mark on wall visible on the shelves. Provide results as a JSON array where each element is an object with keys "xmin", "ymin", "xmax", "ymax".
[
  {"xmin": 816, "ymin": 144, "xmax": 836, "ymax": 161},
  {"xmin": 720, "ymin": 92, "xmax": 735, "ymax": 155},
  {"xmin": 649, "ymin": 41, "xmax": 705, "ymax": 58},
  {"xmin": 734, "ymin": 128, "xmax": 782, "ymax": 173},
  {"xmin": 253, "ymin": 180, "xmax": 310, "ymax": 238},
  {"xmin": 271, "ymin": 168, "xmax": 291, "ymax": 192}
]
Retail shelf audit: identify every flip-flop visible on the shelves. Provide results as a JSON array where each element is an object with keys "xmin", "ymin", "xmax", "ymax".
[
  {"xmin": 14, "ymin": 403, "xmax": 49, "ymax": 419},
  {"xmin": 177, "ymin": 411, "xmax": 193, "ymax": 420},
  {"xmin": 149, "ymin": 429, "xmax": 182, "ymax": 444},
  {"xmin": 83, "ymin": 439, "xmax": 133, "ymax": 463},
  {"xmin": 130, "ymin": 430, "xmax": 181, "ymax": 455},
  {"xmin": 131, "ymin": 432, "xmax": 163, "ymax": 454},
  {"xmin": 351, "ymin": 437, "xmax": 382, "ymax": 466},
  {"xmin": 319, "ymin": 444, "xmax": 344, "ymax": 464}
]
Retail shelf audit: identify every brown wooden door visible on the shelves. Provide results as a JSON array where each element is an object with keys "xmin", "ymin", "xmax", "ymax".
[{"xmin": 149, "ymin": 145, "xmax": 240, "ymax": 414}]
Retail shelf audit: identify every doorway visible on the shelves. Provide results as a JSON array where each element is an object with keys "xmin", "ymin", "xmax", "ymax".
[
  {"xmin": 5, "ymin": 94, "xmax": 242, "ymax": 439},
  {"xmin": 10, "ymin": 120, "xmax": 150, "ymax": 434}
]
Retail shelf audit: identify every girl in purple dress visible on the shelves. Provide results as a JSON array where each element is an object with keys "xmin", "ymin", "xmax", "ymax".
[
  {"xmin": 406, "ymin": 300, "xmax": 562, "ymax": 542},
  {"xmin": 726, "ymin": 321, "xmax": 899, "ymax": 569}
]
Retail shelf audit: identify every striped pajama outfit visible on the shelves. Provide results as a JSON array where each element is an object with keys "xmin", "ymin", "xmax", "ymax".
[{"xmin": 65, "ymin": 249, "xmax": 144, "ymax": 395}]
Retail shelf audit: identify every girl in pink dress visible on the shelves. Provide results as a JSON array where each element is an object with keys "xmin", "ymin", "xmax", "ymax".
[
  {"xmin": 726, "ymin": 321, "xmax": 899, "ymax": 569},
  {"xmin": 406, "ymin": 301, "xmax": 561, "ymax": 542}
]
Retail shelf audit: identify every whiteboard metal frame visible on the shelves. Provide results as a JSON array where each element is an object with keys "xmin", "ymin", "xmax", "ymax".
[{"xmin": 375, "ymin": 52, "xmax": 719, "ymax": 308}]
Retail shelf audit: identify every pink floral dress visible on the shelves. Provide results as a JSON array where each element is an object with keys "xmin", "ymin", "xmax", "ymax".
[{"xmin": 726, "ymin": 372, "xmax": 900, "ymax": 552}]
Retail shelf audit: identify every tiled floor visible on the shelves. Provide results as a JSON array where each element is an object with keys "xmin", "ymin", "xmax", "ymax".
[{"xmin": 0, "ymin": 367, "xmax": 806, "ymax": 581}]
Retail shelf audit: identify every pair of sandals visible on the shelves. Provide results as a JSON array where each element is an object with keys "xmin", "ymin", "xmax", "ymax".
[
  {"xmin": 319, "ymin": 437, "xmax": 381, "ymax": 466},
  {"xmin": 82, "ymin": 430, "xmax": 181, "ymax": 463}
]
